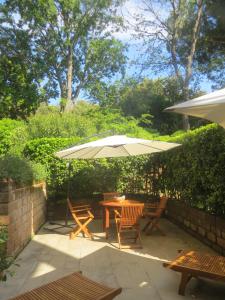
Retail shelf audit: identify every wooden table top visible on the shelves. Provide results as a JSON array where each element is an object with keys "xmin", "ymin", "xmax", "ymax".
[{"xmin": 99, "ymin": 199, "xmax": 144, "ymax": 207}]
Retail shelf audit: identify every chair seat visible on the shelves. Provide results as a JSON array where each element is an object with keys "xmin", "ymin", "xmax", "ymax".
[
  {"xmin": 76, "ymin": 214, "xmax": 91, "ymax": 220},
  {"xmin": 9, "ymin": 272, "xmax": 122, "ymax": 300}
]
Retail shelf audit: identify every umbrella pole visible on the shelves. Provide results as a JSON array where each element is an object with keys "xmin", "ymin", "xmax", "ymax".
[
  {"xmin": 45, "ymin": 161, "xmax": 74, "ymax": 231},
  {"xmin": 65, "ymin": 161, "xmax": 72, "ymax": 226}
]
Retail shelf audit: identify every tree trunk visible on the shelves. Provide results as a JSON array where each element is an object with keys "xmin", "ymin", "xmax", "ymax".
[
  {"xmin": 182, "ymin": 0, "xmax": 203, "ymax": 131},
  {"xmin": 65, "ymin": 43, "xmax": 73, "ymax": 112}
]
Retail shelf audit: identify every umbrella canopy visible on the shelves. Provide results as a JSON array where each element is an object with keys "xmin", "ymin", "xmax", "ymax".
[
  {"xmin": 165, "ymin": 88, "xmax": 225, "ymax": 128},
  {"xmin": 55, "ymin": 135, "xmax": 180, "ymax": 159}
]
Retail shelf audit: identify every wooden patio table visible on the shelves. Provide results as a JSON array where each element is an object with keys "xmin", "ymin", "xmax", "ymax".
[{"xmin": 99, "ymin": 199, "xmax": 143, "ymax": 239}]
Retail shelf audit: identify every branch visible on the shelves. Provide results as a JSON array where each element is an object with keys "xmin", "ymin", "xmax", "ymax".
[{"xmin": 184, "ymin": 0, "xmax": 203, "ymax": 90}]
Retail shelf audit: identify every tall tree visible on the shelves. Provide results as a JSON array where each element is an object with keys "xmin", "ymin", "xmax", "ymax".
[
  {"xmin": 0, "ymin": 9, "xmax": 43, "ymax": 119},
  {"xmin": 2, "ymin": 0, "xmax": 126, "ymax": 110},
  {"xmin": 132, "ymin": 0, "xmax": 204, "ymax": 130},
  {"xmin": 195, "ymin": 0, "xmax": 225, "ymax": 88},
  {"xmin": 90, "ymin": 77, "xmax": 202, "ymax": 134}
]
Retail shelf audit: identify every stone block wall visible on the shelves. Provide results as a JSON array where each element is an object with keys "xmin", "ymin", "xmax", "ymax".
[
  {"xmin": 0, "ymin": 182, "xmax": 46, "ymax": 256},
  {"xmin": 166, "ymin": 199, "xmax": 225, "ymax": 255}
]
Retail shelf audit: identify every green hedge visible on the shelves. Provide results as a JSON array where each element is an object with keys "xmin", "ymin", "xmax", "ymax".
[
  {"xmin": 149, "ymin": 124, "xmax": 225, "ymax": 216},
  {"xmin": 23, "ymin": 124, "xmax": 225, "ymax": 216}
]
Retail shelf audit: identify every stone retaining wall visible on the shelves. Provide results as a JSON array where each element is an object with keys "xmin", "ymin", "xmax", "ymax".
[
  {"xmin": 0, "ymin": 182, "xmax": 47, "ymax": 256},
  {"xmin": 166, "ymin": 199, "xmax": 225, "ymax": 255}
]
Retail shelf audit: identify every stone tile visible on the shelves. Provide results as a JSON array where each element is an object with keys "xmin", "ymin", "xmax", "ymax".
[{"xmin": 1, "ymin": 219, "xmax": 225, "ymax": 300}]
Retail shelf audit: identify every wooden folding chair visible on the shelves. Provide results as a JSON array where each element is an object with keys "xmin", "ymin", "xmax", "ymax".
[
  {"xmin": 8, "ymin": 272, "xmax": 122, "ymax": 300},
  {"xmin": 142, "ymin": 196, "xmax": 168, "ymax": 235},
  {"xmin": 114, "ymin": 204, "xmax": 144, "ymax": 249},
  {"xmin": 67, "ymin": 199, "xmax": 94, "ymax": 240}
]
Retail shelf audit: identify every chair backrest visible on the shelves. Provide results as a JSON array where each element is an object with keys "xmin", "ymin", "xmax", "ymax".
[
  {"xmin": 67, "ymin": 198, "xmax": 91, "ymax": 217},
  {"xmin": 103, "ymin": 192, "xmax": 120, "ymax": 200},
  {"xmin": 155, "ymin": 196, "xmax": 168, "ymax": 216},
  {"xmin": 120, "ymin": 204, "xmax": 144, "ymax": 226}
]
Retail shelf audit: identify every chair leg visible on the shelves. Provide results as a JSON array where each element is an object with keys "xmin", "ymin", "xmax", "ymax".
[
  {"xmin": 85, "ymin": 226, "xmax": 93, "ymax": 240},
  {"xmin": 142, "ymin": 219, "xmax": 152, "ymax": 232},
  {"xmin": 117, "ymin": 231, "xmax": 121, "ymax": 249},
  {"xmin": 82, "ymin": 217, "xmax": 94, "ymax": 239},
  {"xmin": 115, "ymin": 222, "xmax": 121, "ymax": 249},
  {"xmin": 135, "ymin": 227, "xmax": 142, "ymax": 248},
  {"xmin": 70, "ymin": 226, "xmax": 83, "ymax": 239},
  {"xmin": 70, "ymin": 216, "xmax": 94, "ymax": 240},
  {"xmin": 146, "ymin": 218, "xmax": 165, "ymax": 236}
]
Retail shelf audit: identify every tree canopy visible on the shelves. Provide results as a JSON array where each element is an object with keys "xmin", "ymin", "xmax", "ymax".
[{"xmin": 1, "ymin": 0, "xmax": 127, "ymax": 111}]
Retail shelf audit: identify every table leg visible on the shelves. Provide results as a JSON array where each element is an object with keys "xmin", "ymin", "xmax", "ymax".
[
  {"xmin": 105, "ymin": 207, "xmax": 110, "ymax": 239},
  {"xmin": 102, "ymin": 207, "xmax": 106, "ymax": 231}
]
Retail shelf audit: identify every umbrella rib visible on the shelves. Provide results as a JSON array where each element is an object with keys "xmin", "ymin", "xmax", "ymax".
[
  {"xmin": 138, "ymin": 143, "xmax": 165, "ymax": 152},
  {"xmin": 122, "ymin": 145, "xmax": 131, "ymax": 156},
  {"xmin": 92, "ymin": 147, "xmax": 105, "ymax": 158},
  {"xmin": 77, "ymin": 147, "xmax": 102, "ymax": 159},
  {"xmin": 59, "ymin": 146, "xmax": 96, "ymax": 159}
]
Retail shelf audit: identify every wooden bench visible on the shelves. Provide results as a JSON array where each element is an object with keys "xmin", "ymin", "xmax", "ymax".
[
  {"xmin": 163, "ymin": 250, "xmax": 225, "ymax": 295},
  {"xmin": 8, "ymin": 272, "xmax": 122, "ymax": 300}
]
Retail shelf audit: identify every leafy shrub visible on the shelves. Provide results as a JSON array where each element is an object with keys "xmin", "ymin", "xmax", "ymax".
[
  {"xmin": 24, "ymin": 137, "xmax": 82, "ymax": 197},
  {"xmin": 0, "ymin": 155, "xmax": 46, "ymax": 186},
  {"xmin": 0, "ymin": 119, "xmax": 28, "ymax": 156},
  {"xmin": 27, "ymin": 102, "xmax": 157, "ymax": 139}
]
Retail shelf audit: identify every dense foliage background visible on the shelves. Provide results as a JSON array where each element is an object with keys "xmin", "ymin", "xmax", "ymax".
[{"xmin": 1, "ymin": 108, "xmax": 225, "ymax": 216}]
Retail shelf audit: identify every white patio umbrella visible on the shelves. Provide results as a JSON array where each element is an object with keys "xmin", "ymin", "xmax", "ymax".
[
  {"xmin": 165, "ymin": 88, "xmax": 225, "ymax": 128},
  {"xmin": 52, "ymin": 135, "xmax": 180, "ymax": 229},
  {"xmin": 55, "ymin": 135, "xmax": 180, "ymax": 159}
]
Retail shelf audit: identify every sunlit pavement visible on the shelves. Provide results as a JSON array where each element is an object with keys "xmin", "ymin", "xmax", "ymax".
[{"xmin": 1, "ymin": 219, "xmax": 225, "ymax": 300}]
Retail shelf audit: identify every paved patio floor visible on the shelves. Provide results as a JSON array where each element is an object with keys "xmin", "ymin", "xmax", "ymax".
[{"xmin": 1, "ymin": 219, "xmax": 225, "ymax": 300}]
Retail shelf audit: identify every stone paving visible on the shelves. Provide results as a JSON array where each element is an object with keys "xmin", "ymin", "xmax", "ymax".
[{"xmin": 1, "ymin": 219, "xmax": 225, "ymax": 300}]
